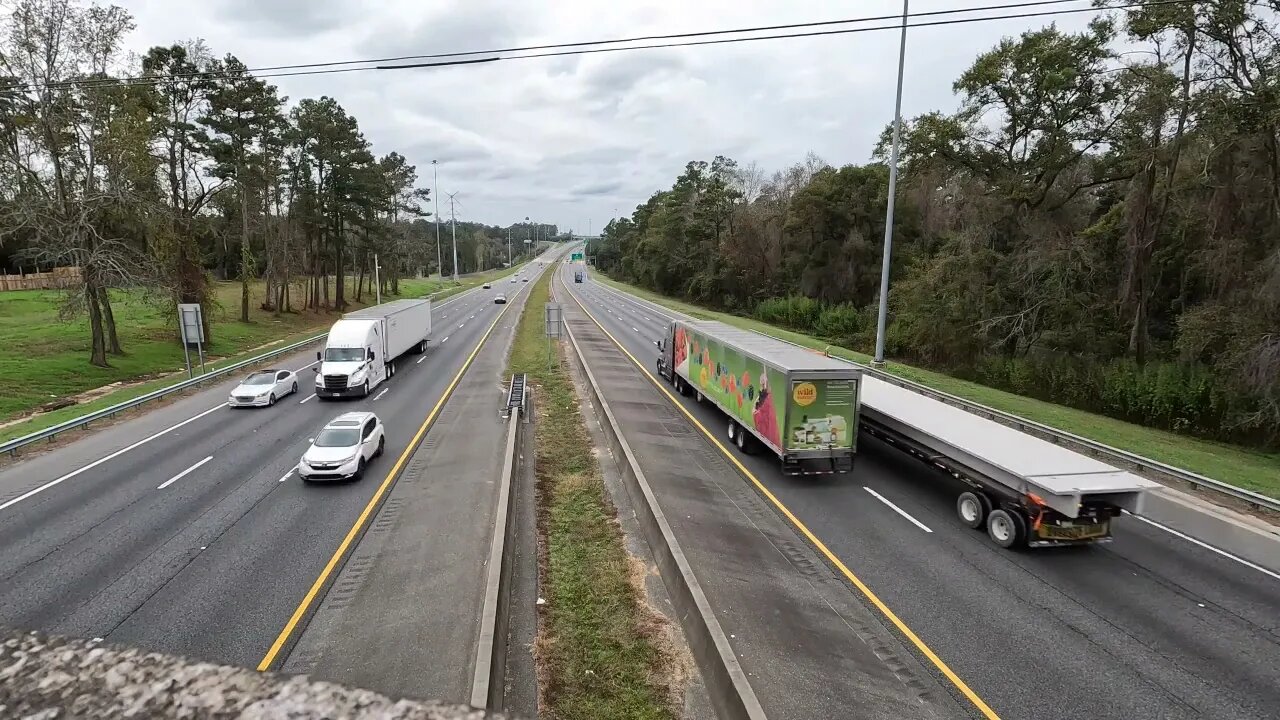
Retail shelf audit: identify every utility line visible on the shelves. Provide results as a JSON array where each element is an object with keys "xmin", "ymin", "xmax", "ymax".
[{"xmin": 1, "ymin": 0, "xmax": 1203, "ymax": 94}]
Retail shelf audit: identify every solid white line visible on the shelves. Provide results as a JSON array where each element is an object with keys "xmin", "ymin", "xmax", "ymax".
[
  {"xmin": 1127, "ymin": 512, "xmax": 1280, "ymax": 581},
  {"xmin": 863, "ymin": 487, "xmax": 933, "ymax": 533},
  {"xmin": 373, "ymin": 388, "xmax": 389, "ymax": 401},
  {"xmin": 459, "ymin": 322, "xmax": 465, "ymax": 328},
  {"xmin": 157, "ymin": 455, "xmax": 214, "ymax": 490},
  {"xmin": 0, "ymin": 403, "xmax": 227, "ymax": 513},
  {"xmin": 278, "ymin": 469, "xmax": 294, "ymax": 483},
  {"xmin": 416, "ymin": 355, "xmax": 428, "ymax": 364},
  {"xmin": 299, "ymin": 393, "xmax": 316, "ymax": 404},
  {"xmin": 442, "ymin": 336, "xmax": 450, "ymax": 343}
]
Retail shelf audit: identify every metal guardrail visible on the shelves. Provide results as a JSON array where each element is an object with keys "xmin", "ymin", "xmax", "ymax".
[
  {"xmin": 589, "ymin": 280, "xmax": 1280, "ymax": 514},
  {"xmin": 2, "ymin": 333, "xmax": 326, "ymax": 458}
]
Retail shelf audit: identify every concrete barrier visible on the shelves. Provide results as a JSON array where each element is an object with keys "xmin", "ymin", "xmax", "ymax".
[
  {"xmin": 558, "ymin": 279, "xmax": 767, "ymax": 720},
  {"xmin": 0, "ymin": 628, "xmax": 509, "ymax": 719},
  {"xmin": 469, "ymin": 392, "xmax": 525, "ymax": 710}
]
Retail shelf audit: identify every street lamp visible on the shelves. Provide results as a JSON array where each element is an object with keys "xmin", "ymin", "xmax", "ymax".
[
  {"xmin": 432, "ymin": 160, "xmax": 442, "ymax": 279},
  {"xmin": 873, "ymin": 0, "xmax": 909, "ymax": 367}
]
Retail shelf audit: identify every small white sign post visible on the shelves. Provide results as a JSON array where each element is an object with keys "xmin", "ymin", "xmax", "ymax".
[{"xmin": 544, "ymin": 302, "xmax": 562, "ymax": 369}]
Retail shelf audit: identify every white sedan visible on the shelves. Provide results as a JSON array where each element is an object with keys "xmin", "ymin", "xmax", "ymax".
[{"xmin": 228, "ymin": 369, "xmax": 298, "ymax": 407}]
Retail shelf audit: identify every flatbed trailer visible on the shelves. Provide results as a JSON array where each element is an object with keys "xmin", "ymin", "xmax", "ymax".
[{"xmin": 859, "ymin": 377, "xmax": 1160, "ymax": 549}]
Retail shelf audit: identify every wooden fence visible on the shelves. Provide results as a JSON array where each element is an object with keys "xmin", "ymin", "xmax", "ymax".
[{"xmin": 0, "ymin": 266, "xmax": 82, "ymax": 291}]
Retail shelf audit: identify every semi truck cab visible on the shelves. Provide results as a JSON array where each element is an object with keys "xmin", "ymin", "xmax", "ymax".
[{"xmin": 316, "ymin": 319, "xmax": 386, "ymax": 398}]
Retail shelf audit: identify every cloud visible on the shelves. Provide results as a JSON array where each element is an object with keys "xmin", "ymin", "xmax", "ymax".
[
  {"xmin": 115, "ymin": 0, "xmax": 1103, "ymax": 228},
  {"xmin": 572, "ymin": 181, "xmax": 625, "ymax": 197},
  {"xmin": 213, "ymin": 0, "xmax": 347, "ymax": 37}
]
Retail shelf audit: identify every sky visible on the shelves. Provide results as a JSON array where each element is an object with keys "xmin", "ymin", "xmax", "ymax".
[{"xmin": 114, "ymin": 0, "xmax": 1098, "ymax": 233}]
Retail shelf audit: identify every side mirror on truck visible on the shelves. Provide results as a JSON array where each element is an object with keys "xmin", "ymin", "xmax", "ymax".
[
  {"xmin": 368, "ymin": 349, "xmax": 376, "ymax": 361},
  {"xmin": 316, "ymin": 351, "xmax": 322, "ymax": 361}
]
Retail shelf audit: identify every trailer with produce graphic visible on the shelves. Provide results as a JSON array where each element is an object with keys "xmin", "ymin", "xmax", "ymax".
[{"xmin": 656, "ymin": 319, "xmax": 861, "ymax": 475}]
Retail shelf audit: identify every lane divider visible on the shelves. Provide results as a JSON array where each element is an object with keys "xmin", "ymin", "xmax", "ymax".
[
  {"xmin": 157, "ymin": 455, "xmax": 214, "ymax": 490},
  {"xmin": 559, "ymin": 272, "xmax": 1002, "ymax": 720},
  {"xmin": 255, "ymin": 270, "xmax": 542, "ymax": 672}
]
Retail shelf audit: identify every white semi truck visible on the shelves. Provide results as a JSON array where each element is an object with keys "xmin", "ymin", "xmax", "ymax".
[{"xmin": 315, "ymin": 299, "xmax": 431, "ymax": 399}]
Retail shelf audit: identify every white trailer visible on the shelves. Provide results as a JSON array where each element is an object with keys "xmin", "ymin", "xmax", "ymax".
[
  {"xmin": 315, "ymin": 299, "xmax": 431, "ymax": 399},
  {"xmin": 860, "ymin": 377, "xmax": 1160, "ymax": 548}
]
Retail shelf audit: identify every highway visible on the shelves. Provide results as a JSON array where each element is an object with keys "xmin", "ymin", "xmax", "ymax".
[
  {"xmin": 0, "ymin": 251, "xmax": 558, "ymax": 670},
  {"xmin": 561, "ymin": 265, "xmax": 1280, "ymax": 720}
]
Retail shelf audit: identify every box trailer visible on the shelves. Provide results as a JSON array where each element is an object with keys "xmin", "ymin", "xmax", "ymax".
[
  {"xmin": 656, "ymin": 320, "xmax": 861, "ymax": 475},
  {"xmin": 315, "ymin": 298, "xmax": 431, "ymax": 399}
]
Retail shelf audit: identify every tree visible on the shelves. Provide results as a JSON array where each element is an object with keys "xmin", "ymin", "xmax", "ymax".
[{"xmin": 200, "ymin": 54, "xmax": 286, "ymax": 322}]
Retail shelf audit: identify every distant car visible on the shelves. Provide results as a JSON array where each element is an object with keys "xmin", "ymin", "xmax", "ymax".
[
  {"xmin": 522, "ymin": 277, "xmax": 528, "ymax": 282},
  {"xmin": 229, "ymin": 369, "xmax": 298, "ymax": 407},
  {"xmin": 494, "ymin": 294, "xmax": 507, "ymax": 304},
  {"xmin": 509, "ymin": 277, "xmax": 517, "ymax": 283},
  {"xmin": 298, "ymin": 412, "xmax": 385, "ymax": 482},
  {"xmin": 483, "ymin": 282, "xmax": 491, "ymax": 289}
]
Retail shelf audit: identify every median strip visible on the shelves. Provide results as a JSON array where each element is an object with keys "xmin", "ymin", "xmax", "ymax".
[{"xmin": 507, "ymin": 271, "xmax": 679, "ymax": 720}]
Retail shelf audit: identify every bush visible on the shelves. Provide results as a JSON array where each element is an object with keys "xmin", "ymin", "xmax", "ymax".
[
  {"xmin": 813, "ymin": 303, "xmax": 863, "ymax": 344},
  {"xmin": 754, "ymin": 295, "xmax": 821, "ymax": 330}
]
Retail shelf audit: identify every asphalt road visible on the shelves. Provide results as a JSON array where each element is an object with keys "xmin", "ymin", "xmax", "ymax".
[
  {"xmin": 563, "ymin": 266, "xmax": 1280, "ymax": 720},
  {"xmin": 0, "ymin": 250, "xmax": 562, "ymax": 670}
]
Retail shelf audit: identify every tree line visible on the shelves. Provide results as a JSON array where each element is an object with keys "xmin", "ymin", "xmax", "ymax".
[
  {"xmin": 591, "ymin": 2, "xmax": 1280, "ymax": 449},
  {"xmin": 0, "ymin": 0, "xmax": 543, "ymax": 367}
]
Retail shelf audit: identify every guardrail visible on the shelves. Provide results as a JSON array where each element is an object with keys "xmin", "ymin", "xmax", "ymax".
[
  {"xmin": 1, "ymin": 333, "xmax": 327, "ymax": 459},
  {"xmin": 589, "ymin": 280, "xmax": 1280, "ymax": 515}
]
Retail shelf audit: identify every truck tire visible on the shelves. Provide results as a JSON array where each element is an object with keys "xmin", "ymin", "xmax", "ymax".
[
  {"xmin": 957, "ymin": 491, "xmax": 989, "ymax": 530},
  {"xmin": 987, "ymin": 509, "xmax": 1026, "ymax": 549},
  {"xmin": 361, "ymin": 380, "xmax": 370, "ymax": 398},
  {"xmin": 388, "ymin": 361, "xmax": 396, "ymax": 378},
  {"xmin": 727, "ymin": 421, "xmax": 737, "ymax": 444},
  {"xmin": 695, "ymin": 389, "xmax": 704, "ymax": 403},
  {"xmin": 735, "ymin": 427, "xmax": 754, "ymax": 455}
]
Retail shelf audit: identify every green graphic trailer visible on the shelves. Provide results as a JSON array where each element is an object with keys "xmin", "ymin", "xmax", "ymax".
[{"xmin": 655, "ymin": 320, "xmax": 861, "ymax": 475}]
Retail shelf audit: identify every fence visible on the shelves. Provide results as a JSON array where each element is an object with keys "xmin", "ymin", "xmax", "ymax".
[{"xmin": 0, "ymin": 266, "xmax": 81, "ymax": 291}]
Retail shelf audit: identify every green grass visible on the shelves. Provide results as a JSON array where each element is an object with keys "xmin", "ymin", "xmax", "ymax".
[
  {"xmin": 595, "ymin": 275, "xmax": 1280, "ymax": 500},
  {"xmin": 509, "ymin": 272, "xmax": 676, "ymax": 720},
  {"xmin": 0, "ymin": 262, "xmax": 528, "ymax": 442}
]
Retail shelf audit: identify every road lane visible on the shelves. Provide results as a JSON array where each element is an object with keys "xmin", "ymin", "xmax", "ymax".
[
  {"xmin": 0, "ymin": 251, "xmax": 562, "ymax": 668},
  {"xmin": 567, "ymin": 268, "xmax": 1280, "ymax": 720}
]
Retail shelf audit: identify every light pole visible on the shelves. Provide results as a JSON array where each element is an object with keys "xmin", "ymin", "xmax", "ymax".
[
  {"xmin": 432, "ymin": 160, "xmax": 442, "ymax": 279},
  {"xmin": 873, "ymin": 0, "xmax": 909, "ymax": 367},
  {"xmin": 373, "ymin": 253, "xmax": 382, "ymax": 305},
  {"xmin": 448, "ymin": 192, "xmax": 459, "ymax": 280},
  {"xmin": 507, "ymin": 227, "xmax": 512, "ymax": 265}
]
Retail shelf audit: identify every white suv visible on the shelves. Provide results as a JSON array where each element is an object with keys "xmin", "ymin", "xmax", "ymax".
[{"xmin": 298, "ymin": 412, "xmax": 385, "ymax": 481}]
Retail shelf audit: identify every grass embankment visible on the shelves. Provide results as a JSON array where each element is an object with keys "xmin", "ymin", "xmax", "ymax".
[
  {"xmin": 595, "ymin": 275, "xmax": 1280, "ymax": 499},
  {"xmin": 508, "ymin": 272, "xmax": 676, "ymax": 720},
  {"xmin": 0, "ymin": 264, "xmax": 524, "ymax": 442}
]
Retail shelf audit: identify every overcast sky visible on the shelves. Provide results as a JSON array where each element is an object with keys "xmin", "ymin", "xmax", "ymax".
[{"xmin": 115, "ymin": 0, "xmax": 1096, "ymax": 233}]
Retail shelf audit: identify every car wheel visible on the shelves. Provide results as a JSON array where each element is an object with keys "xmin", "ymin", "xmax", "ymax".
[
  {"xmin": 291, "ymin": 381, "xmax": 298, "ymax": 395},
  {"xmin": 355, "ymin": 457, "xmax": 367, "ymax": 480},
  {"xmin": 268, "ymin": 393, "xmax": 276, "ymax": 406},
  {"xmin": 376, "ymin": 436, "xmax": 385, "ymax": 458}
]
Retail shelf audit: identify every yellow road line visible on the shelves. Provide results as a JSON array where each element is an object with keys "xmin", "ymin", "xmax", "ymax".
[
  {"xmin": 256, "ymin": 285, "xmax": 527, "ymax": 672},
  {"xmin": 558, "ymin": 272, "xmax": 1002, "ymax": 720}
]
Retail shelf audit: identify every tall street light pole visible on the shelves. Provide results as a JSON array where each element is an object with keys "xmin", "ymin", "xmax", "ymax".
[
  {"xmin": 432, "ymin": 160, "xmax": 442, "ymax": 278},
  {"xmin": 448, "ymin": 192, "xmax": 460, "ymax": 281},
  {"xmin": 873, "ymin": 0, "xmax": 909, "ymax": 367}
]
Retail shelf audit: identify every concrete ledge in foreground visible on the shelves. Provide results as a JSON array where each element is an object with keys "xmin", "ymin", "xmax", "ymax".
[{"xmin": 0, "ymin": 629, "xmax": 507, "ymax": 720}]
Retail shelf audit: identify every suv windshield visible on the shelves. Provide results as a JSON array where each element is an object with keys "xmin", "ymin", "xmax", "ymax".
[
  {"xmin": 244, "ymin": 372, "xmax": 275, "ymax": 385},
  {"xmin": 314, "ymin": 428, "xmax": 359, "ymax": 447},
  {"xmin": 325, "ymin": 347, "xmax": 365, "ymax": 362}
]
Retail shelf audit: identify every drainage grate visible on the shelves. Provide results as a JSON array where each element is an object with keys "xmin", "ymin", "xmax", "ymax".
[{"xmin": 506, "ymin": 373, "xmax": 527, "ymax": 414}]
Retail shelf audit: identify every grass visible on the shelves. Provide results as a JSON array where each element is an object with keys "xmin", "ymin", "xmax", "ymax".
[
  {"xmin": 595, "ymin": 275, "xmax": 1280, "ymax": 500},
  {"xmin": 0, "ymin": 262, "xmax": 528, "ymax": 442},
  {"xmin": 509, "ymin": 271, "xmax": 676, "ymax": 720}
]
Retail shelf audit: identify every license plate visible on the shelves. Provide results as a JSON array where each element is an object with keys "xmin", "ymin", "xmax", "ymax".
[{"xmin": 1038, "ymin": 521, "xmax": 1109, "ymax": 541}]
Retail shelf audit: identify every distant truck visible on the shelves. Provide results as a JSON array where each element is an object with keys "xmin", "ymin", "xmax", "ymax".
[
  {"xmin": 315, "ymin": 299, "xmax": 431, "ymax": 399},
  {"xmin": 574, "ymin": 271, "xmax": 584, "ymax": 283},
  {"xmin": 656, "ymin": 320, "xmax": 861, "ymax": 475}
]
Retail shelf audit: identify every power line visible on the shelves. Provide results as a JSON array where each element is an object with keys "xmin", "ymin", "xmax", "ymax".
[{"xmin": 3, "ymin": 0, "xmax": 1202, "ymax": 94}]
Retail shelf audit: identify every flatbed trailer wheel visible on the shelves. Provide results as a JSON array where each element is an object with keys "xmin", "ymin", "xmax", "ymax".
[
  {"xmin": 957, "ymin": 491, "xmax": 990, "ymax": 530},
  {"xmin": 987, "ymin": 508, "xmax": 1027, "ymax": 549}
]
